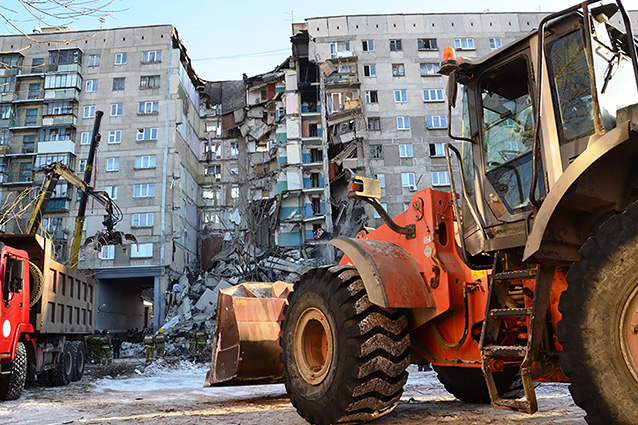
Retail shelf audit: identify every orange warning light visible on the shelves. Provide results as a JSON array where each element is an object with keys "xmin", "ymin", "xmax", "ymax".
[{"xmin": 439, "ymin": 47, "xmax": 461, "ymax": 75}]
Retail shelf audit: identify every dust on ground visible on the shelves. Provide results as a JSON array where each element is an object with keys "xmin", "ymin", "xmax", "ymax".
[{"xmin": 0, "ymin": 361, "xmax": 586, "ymax": 424}]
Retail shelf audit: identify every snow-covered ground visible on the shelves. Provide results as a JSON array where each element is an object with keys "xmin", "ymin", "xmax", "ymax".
[{"xmin": 0, "ymin": 361, "xmax": 586, "ymax": 424}]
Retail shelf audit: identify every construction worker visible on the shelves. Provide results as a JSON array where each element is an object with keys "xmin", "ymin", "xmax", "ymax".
[
  {"xmin": 188, "ymin": 323, "xmax": 198, "ymax": 359},
  {"xmin": 195, "ymin": 323, "xmax": 208, "ymax": 361},
  {"xmin": 154, "ymin": 328, "xmax": 167, "ymax": 359},
  {"xmin": 89, "ymin": 330, "xmax": 102, "ymax": 363},
  {"xmin": 100, "ymin": 329, "xmax": 113, "ymax": 365},
  {"xmin": 143, "ymin": 331, "xmax": 155, "ymax": 364}
]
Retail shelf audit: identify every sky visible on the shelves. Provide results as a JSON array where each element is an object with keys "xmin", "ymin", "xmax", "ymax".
[{"xmin": 0, "ymin": 0, "xmax": 629, "ymax": 81}]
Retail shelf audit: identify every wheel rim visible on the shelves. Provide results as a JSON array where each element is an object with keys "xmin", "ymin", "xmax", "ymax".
[
  {"xmin": 77, "ymin": 349, "xmax": 84, "ymax": 375},
  {"xmin": 620, "ymin": 284, "xmax": 638, "ymax": 384},
  {"xmin": 294, "ymin": 307, "xmax": 334, "ymax": 385}
]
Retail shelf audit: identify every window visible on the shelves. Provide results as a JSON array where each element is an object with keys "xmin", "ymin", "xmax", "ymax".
[
  {"xmin": 106, "ymin": 157, "xmax": 119, "ymax": 171},
  {"xmin": 133, "ymin": 184, "xmax": 155, "ymax": 197},
  {"xmin": 140, "ymin": 75, "xmax": 160, "ymax": 88},
  {"xmin": 49, "ymin": 49, "xmax": 80, "ymax": 65},
  {"xmin": 330, "ymin": 41, "xmax": 350, "ymax": 58},
  {"xmin": 78, "ymin": 160, "xmax": 87, "ymax": 172},
  {"xmin": 367, "ymin": 117, "xmax": 380, "ymax": 131},
  {"xmin": 138, "ymin": 101, "xmax": 159, "ymax": 114},
  {"xmin": 108, "ymin": 130, "xmax": 121, "ymax": 144},
  {"xmin": 132, "ymin": 213, "xmax": 154, "ymax": 227},
  {"xmin": 229, "ymin": 164, "xmax": 239, "ymax": 174},
  {"xmin": 454, "ymin": 38, "xmax": 475, "ymax": 50},
  {"xmin": 83, "ymin": 105, "xmax": 95, "ymax": 118},
  {"xmin": 429, "ymin": 143, "xmax": 446, "ymax": 157},
  {"xmin": 142, "ymin": 51, "xmax": 162, "ymax": 63},
  {"xmin": 394, "ymin": 89, "xmax": 407, "ymax": 103},
  {"xmin": 105, "ymin": 186, "xmax": 117, "ymax": 199},
  {"xmin": 230, "ymin": 143, "xmax": 238, "ymax": 159},
  {"xmin": 401, "ymin": 172, "xmax": 416, "ymax": 187},
  {"xmin": 25, "ymin": 109, "xmax": 38, "ymax": 125},
  {"xmin": 135, "ymin": 155, "xmax": 156, "ymax": 169},
  {"xmin": 115, "ymin": 53, "xmax": 127, "ymax": 65},
  {"xmin": 137, "ymin": 128, "xmax": 158, "ymax": 141},
  {"xmin": 423, "ymin": 89, "xmax": 444, "ymax": 102},
  {"xmin": 392, "ymin": 64, "xmax": 405, "ymax": 77},
  {"xmin": 85, "ymin": 79, "xmax": 98, "ymax": 92},
  {"xmin": 112, "ymin": 77, "xmax": 125, "ymax": 91},
  {"xmin": 99, "ymin": 245, "xmax": 114, "ymax": 260},
  {"xmin": 390, "ymin": 39, "xmax": 402, "ymax": 51},
  {"xmin": 204, "ymin": 164, "xmax": 222, "ymax": 178},
  {"xmin": 418, "ymin": 38, "xmax": 438, "ymax": 51},
  {"xmin": 432, "ymin": 171, "xmax": 450, "ymax": 186},
  {"xmin": 426, "ymin": 115, "xmax": 448, "ymax": 129},
  {"xmin": 88, "ymin": 55, "xmax": 100, "ymax": 67},
  {"xmin": 131, "ymin": 243, "xmax": 153, "ymax": 258},
  {"xmin": 362, "ymin": 40, "xmax": 374, "ymax": 52},
  {"xmin": 399, "ymin": 144, "xmax": 414, "ymax": 158},
  {"xmin": 489, "ymin": 38, "xmax": 502, "ymax": 50},
  {"xmin": 42, "ymin": 101, "xmax": 72, "ymax": 116},
  {"xmin": 374, "ymin": 203, "xmax": 388, "ymax": 219},
  {"xmin": 376, "ymin": 173, "xmax": 385, "ymax": 188},
  {"xmin": 44, "ymin": 73, "xmax": 80, "ymax": 89},
  {"xmin": 365, "ymin": 90, "xmax": 378, "ymax": 104},
  {"xmin": 397, "ymin": 116, "xmax": 411, "ymax": 130},
  {"xmin": 370, "ymin": 145, "xmax": 383, "ymax": 159},
  {"xmin": 231, "ymin": 185, "xmax": 240, "ymax": 199},
  {"xmin": 110, "ymin": 103, "xmax": 123, "ymax": 116},
  {"xmin": 0, "ymin": 104, "xmax": 11, "ymax": 119},
  {"xmin": 363, "ymin": 64, "xmax": 376, "ymax": 77}
]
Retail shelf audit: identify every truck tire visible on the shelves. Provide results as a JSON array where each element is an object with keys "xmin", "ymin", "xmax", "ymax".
[
  {"xmin": 71, "ymin": 341, "xmax": 85, "ymax": 381},
  {"xmin": 559, "ymin": 203, "xmax": 638, "ymax": 425},
  {"xmin": 0, "ymin": 342, "xmax": 27, "ymax": 401},
  {"xmin": 280, "ymin": 265, "xmax": 410, "ymax": 425},
  {"xmin": 433, "ymin": 365, "xmax": 519, "ymax": 404},
  {"xmin": 52, "ymin": 341, "xmax": 74, "ymax": 386},
  {"xmin": 37, "ymin": 370, "xmax": 54, "ymax": 387},
  {"xmin": 28, "ymin": 261, "xmax": 43, "ymax": 308}
]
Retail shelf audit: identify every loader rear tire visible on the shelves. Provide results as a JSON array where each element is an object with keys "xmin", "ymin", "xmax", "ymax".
[
  {"xmin": 281, "ymin": 265, "xmax": 410, "ymax": 425},
  {"xmin": 560, "ymin": 202, "xmax": 638, "ymax": 425},
  {"xmin": 433, "ymin": 365, "xmax": 518, "ymax": 404},
  {"xmin": 0, "ymin": 342, "xmax": 27, "ymax": 400}
]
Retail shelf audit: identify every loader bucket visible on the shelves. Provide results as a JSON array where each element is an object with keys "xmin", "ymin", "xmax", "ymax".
[{"xmin": 205, "ymin": 281, "xmax": 294, "ymax": 386}]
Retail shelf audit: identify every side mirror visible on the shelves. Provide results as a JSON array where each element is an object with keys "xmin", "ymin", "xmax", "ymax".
[{"xmin": 447, "ymin": 70, "xmax": 458, "ymax": 109}]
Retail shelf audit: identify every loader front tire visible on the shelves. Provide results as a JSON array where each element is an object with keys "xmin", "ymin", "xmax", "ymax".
[
  {"xmin": 281, "ymin": 265, "xmax": 410, "ymax": 425},
  {"xmin": 560, "ymin": 202, "xmax": 638, "ymax": 425}
]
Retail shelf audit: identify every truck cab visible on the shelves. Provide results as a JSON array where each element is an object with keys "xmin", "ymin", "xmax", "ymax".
[{"xmin": 0, "ymin": 244, "xmax": 31, "ymax": 359}]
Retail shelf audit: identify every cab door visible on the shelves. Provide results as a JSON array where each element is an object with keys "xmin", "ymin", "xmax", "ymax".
[{"xmin": 0, "ymin": 249, "xmax": 29, "ymax": 356}]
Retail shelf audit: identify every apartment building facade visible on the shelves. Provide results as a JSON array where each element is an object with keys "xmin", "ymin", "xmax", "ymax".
[{"xmin": 0, "ymin": 25, "xmax": 205, "ymax": 332}]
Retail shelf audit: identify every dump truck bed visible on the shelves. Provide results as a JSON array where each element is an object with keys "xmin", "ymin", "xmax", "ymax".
[{"xmin": 0, "ymin": 234, "xmax": 95, "ymax": 335}]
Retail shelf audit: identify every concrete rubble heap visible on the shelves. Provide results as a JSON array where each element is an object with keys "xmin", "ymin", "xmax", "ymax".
[{"xmin": 159, "ymin": 242, "xmax": 314, "ymax": 357}]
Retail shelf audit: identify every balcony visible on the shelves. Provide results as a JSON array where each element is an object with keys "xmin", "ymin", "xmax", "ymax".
[
  {"xmin": 4, "ymin": 172, "xmax": 32, "ymax": 185},
  {"xmin": 47, "ymin": 63, "xmax": 81, "ymax": 73},
  {"xmin": 13, "ymin": 89, "xmax": 44, "ymax": 102},
  {"xmin": 0, "ymin": 92, "xmax": 14, "ymax": 103},
  {"xmin": 41, "ymin": 114, "xmax": 77, "ymax": 127},
  {"xmin": 37, "ymin": 140, "xmax": 75, "ymax": 154},
  {"xmin": 0, "ymin": 68, "xmax": 21, "ymax": 77},
  {"xmin": 44, "ymin": 199, "xmax": 70, "ymax": 212},
  {"xmin": 10, "ymin": 116, "xmax": 41, "ymax": 129},
  {"xmin": 44, "ymin": 88, "xmax": 79, "ymax": 102}
]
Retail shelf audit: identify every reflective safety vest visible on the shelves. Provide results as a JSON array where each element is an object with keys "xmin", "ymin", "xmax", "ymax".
[
  {"xmin": 144, "ymin": 334, "xmax": 155, "ymax": 348},
  {"xmin": 154, "ymin": 333, "xmax": 166, "ymax": 346}
]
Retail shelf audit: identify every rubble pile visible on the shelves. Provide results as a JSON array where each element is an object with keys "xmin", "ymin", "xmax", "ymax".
[{"xmin": 160, "ymin": 243, "xmax": 317, "ymax": 357}]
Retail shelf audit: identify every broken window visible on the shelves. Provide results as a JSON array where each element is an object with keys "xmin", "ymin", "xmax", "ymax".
[
  {"xmin": 368, "ymin": 117, "xmax": 381, "ymax": 131},
  {"xmin": 311, "ymin": 198, "xmax": 322, "ymax": 215},
  {"xmin": 365, "ymin": 90, "xmax": 378, "ymax": 104},
  {"xmin": 230, "ymin": 143, "xmax": 239, "ymax": 159},
  {"xmin": 310, "ymin": 148, "xmax": 323, "ymax": 162},
  {"xmin": 392, "ymin": 64, "xmax": 405, "ymax": 77},
  {"xmin": 418, "ymin": 38, "xmax": 438, "ymax": 51},
  {"xmin": 362, "ymin": 40, "xmax": 374, "ymax": 52},
  {"xmin": 390, "ymin": 39, "xmax": 402, "ymax": 51},
  {"xmin": 310, "ymin": 173, "xmax": 320, "ymax": 188},
  {"xmin": 308, "ymin": 123, "xmax": 318, "ymax": 137},
  {"xmin": 363, "ymin": 64, "xmax": 376, "ymax": 77},
  {"xmin": 429, "ymin": 143, "xmax": 446, "ymax": 157},
  {"xmin": 370, "ymin": 144, "xmax": 383, "ymax": 159},
  {"xmin": 330, "ymin": 41, "xmax": 351, "ymax": 58},
  {"xmin": 231, "ymin": 185, "xmax": 240, "ymax": 199},
  {"xmin": 204, "ymin": 164, "xmax": 221, "ymax": 179}
]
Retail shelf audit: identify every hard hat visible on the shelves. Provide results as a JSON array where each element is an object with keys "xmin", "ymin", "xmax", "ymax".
[{"xmin": 158, "ymin": 328, "xmax": 164, "ymax": 334}]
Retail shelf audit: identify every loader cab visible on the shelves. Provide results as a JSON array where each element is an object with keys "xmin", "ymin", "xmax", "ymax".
[{"xmin": 444, "ymin": 0, "xmax": 638, "ymax": 257}]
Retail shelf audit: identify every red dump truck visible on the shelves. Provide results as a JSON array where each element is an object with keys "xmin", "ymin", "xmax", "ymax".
[{"xmin": 0, "ymin": 234, "xmax": 95, "ymax": 400}]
